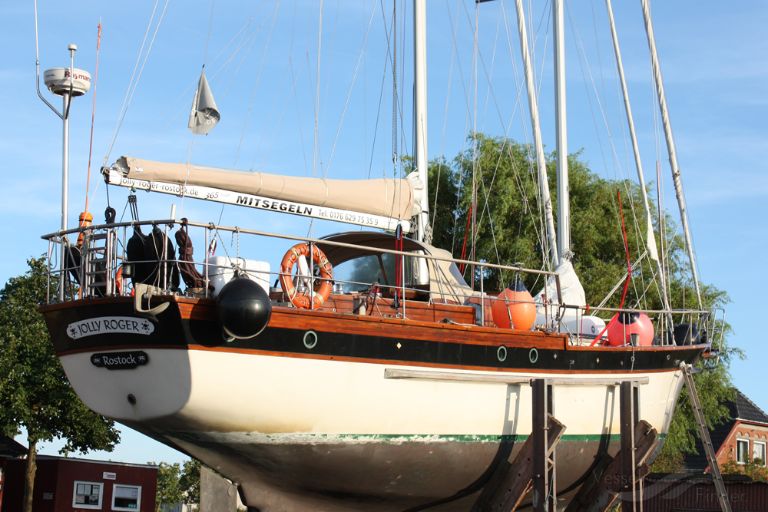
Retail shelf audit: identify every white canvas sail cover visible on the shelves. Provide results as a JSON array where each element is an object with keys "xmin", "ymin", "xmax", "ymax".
[
  {"xmin": 534, "ymin": 260, "xmax": 596, "ymax": 334},
  {"xmin": 535, "ymin": 259, "xmax": 586, "ymax": 308},
  {"xmin": 112, "ymin": 156, "xmax": 419, "ymax": 221},
  {"xmin": 188, "ymin": 70, "xmax": 220, "ymax": 135}
]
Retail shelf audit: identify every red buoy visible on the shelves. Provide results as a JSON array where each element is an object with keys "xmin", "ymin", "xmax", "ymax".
[
  {"xmin": 492, "ymin": 278, "xmax": 535, "ymax": 330},
  {"xmin": 606, "ymin": 312, "xmax": 654, "ymax": 346}
]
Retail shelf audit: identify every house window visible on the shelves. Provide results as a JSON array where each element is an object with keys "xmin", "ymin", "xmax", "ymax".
[
  {"xmin": 737, "ymin": 438, "xmax": 750, "ymax": 464},
  {"xmin": 112, "ymin": 484, "xmax": 141, "ymax": 511},
  {"xmin": 73, "ymin": 481, "xmax": 103, "ymax": 509},
  {"xmin": 754, "ymin": 441, "xmax": 767, "ymax": 466}
]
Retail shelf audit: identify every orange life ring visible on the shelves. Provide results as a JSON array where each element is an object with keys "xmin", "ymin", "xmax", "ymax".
[{"xmin": 279, "ymin": 243, "xmax": 333, "ymax": 309}]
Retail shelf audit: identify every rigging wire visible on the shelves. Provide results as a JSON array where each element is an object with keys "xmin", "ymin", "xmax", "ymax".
[
  {"xmin": 567, "ymin": 2, "xmax": 660, "ymax": 310},
  {"xmin": 235, "ymin": 1, "xmax": 282, "ymax": 168},
  {"xmin": 391, "ymin": 0, "xmax": 398, "ymax": 176},
  {"xmin": 325, "ymin": 3, "xmax": 377, "ymax": 174},
  {"xmin": 367, "ymin": 0, "xmax": 395, "ymax": 179},
  {"xmin": 470, "ymin": 3, "xmax": 479, "ymax": 281},
  {"xmin": 203, "ymin": 0, "xmax": 216, "ymax": 66},
  {"xmin": 312, "ymin": 0, "xmax": 324, "ymax": 178},
  {"xmin": 179, "ymin": 0, "xmax": 218, "ymax": 221},
  {"xmin": 288, "ymin": 6, "xmax": 310, "ymax": 177},
  {"xmin": 84, "ymin": 22, "xmax": 102, "ymax": 214},
  {"xmin": 102, "ymin": 0, "xmax": 171, "ymax": 166}
]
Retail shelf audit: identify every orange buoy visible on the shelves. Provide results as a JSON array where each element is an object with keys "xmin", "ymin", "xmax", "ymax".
[
  {"xmin": 279, "ymin": 243, "xmax": 333, "ymax": 309},
  {"xmin": 606, "ymin": 312, "xmax": 654, "ymax": 346},
  {"xmin": 491, "ymin": 278, "xmax": 535, "ymax": 330}
]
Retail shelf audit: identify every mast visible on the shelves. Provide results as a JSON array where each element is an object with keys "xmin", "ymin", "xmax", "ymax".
[
  {"xmin": 513, "ymin": 0, "xmax": 559, "ymax": 268},
  {"xmin": 35, "ymin": 0, "xmax": 90, "ymax": 300},
  {"xmin": 605, "ymin": 0, "xmax": 672, "ymax": 321},
  {"xmin": 413, "ymin": 0, "xmax": 429, "ymax": 244},
  {"xmin": 553, "ymin": 0, "xmax": 570, "ymax": 262},
  {"xmin": 640, "ymin": 0, "xmax": 702, "ymax": 308}
]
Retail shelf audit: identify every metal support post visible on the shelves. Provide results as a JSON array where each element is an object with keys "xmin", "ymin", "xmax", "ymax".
[
  {"xmin": 472, "ymin": 379, "xmax": 564, "ymax": 512},
  {"xmin": 532, "ymin": 379, "xmax": 555, "ymax": 512},
  {"xmin": 620, "ymin": 381, "xmax": 638, "ymax": 511}
]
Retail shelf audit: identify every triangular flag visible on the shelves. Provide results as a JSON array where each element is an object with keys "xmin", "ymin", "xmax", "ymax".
[{"xmin": 188, "ymin": 70, "xmax": 220, "ymax": 135}]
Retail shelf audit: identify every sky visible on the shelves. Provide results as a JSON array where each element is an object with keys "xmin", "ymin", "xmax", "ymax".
[{"xmin": 2, "ymin": 0, "xmax": 766, "ymax": 465}]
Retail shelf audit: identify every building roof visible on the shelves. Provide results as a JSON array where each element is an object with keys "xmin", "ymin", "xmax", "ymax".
[
  {"xmin": 682, "ymin": 388, "xmax": 768, "ymax": 472},
  {"xmin": 731, "ymin": 389, "xmax": 768, "ymax": 425},
  {"xmin": 36, "ymin": 454, "xmax": 158, "ymax": 469},
  {"xmin": 0, "ymin": 435, "xmax": 27, "ymax": 458}
]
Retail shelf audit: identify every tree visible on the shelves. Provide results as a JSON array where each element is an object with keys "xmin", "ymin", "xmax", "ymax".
[
  {"xmin": 154, "ymin": 462, "xmax": 183, "ymax": 511},
  {"xmin": 0, "ymin": 258, "xmax": 120, "ymax": 512},
  {"xmin": 427, "ymin": 134, "xmax": 738, "ymax": 467},
  {"xmin": 180, "ymin": 459, "xmax": 201, "ymax": 508}
]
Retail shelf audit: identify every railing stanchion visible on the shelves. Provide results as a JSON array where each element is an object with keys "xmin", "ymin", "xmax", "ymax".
[
  {"xmin": 479, "ymin": 262, "xmax": 485, "ymax": 326},
  {"xmin": 204, "ymin": 226, "xmax": 210, "ymax": 298},
  {"xmin": 308, "ymin": 240, "xmax": 314, "ymax": 311}
]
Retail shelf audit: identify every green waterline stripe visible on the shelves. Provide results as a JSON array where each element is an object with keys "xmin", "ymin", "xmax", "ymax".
[{"xmin": 295, "ymin": 433, "xmax": 667, "ymax": 443}]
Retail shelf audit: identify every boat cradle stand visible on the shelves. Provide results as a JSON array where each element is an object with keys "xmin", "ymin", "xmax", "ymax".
[{"xmin": 384, "ymin": 369, "xmax": 657, "ymax": 512}]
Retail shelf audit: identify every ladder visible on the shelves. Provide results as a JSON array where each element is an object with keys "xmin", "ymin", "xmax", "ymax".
[
  {"xmin": 680, "ymin": 363, "xmax": 731, "ymax": 512},
  {"xmin": 82, "ymin": 230, "xmax": 115, "ymax": 296}
]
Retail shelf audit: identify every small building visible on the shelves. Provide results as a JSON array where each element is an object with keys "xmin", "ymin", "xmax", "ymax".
[
  {"xmin": 0, "ymin": 435, "xmax": 27, "ymax": 510},
  {"xmin": 643, "ymin": 473, "xmax": 768, "ymax": 511},
  {"xmin": 684, "ymin": 388, "xmax": 768, "ymax": 472},
  {"xmin": 1, "ymin": 455, "xmax": 157, "ymax": 512},
  {"xmin": 642, "ymin": 388, "xmax": 768, "ymax": 511}
]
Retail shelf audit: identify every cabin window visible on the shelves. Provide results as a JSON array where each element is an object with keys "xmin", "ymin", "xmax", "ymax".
[
  {"xmin": 112, "ymin": 484, "xmax": 141, "ymax": 511},
  {"xmin": 754, "ymin": 441, "xmax": 767, "ymax": 466},
  {"xmin": 73, "ymin": 481, "xmax": 103, "ymax": 509},
  {"xmin": 737, "ymin": 438, "xmax": 750, "ymax": 464},
  {"xmin": 333, "ymin": 253, "xmax": 402, "ymax": 293}
]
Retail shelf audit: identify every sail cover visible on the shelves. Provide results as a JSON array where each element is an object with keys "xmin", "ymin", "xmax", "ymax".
[
  {"xmin": 112, "ymin": 156, "xmax": 418, "ymax": 221},
  {"xmin": 188, "ymin": 70, "xmax": 220, "ymax": 135}
]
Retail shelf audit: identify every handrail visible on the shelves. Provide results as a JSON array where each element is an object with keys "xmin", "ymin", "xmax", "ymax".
[
  {"xmin": 42, "ymin": 219, "xmax": 714, "ymax": 346},
  {"xmin": 41, "ymin": 219, "xmax": 557, "ymax": 278}
]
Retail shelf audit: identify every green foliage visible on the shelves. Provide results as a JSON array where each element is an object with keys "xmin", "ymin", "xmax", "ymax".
[
  {"xmin": 721, "ymin": 459, "xmax": 768, "ymax": 482},
  {"xmin": 0, "ymin": 257, "xmax": 120, "ymax": 451},
  {"xmin": 427, "ymin": 134, "xmax": 739, "ymax": 465},
  {"xmin": 180, "ymin": 459, "xmax": 201, "ymax": 505},
  {"xmin": 154, "ymin": 462, "xmax": 184, "ymax": 510},
  {"xmin": 151, "ymin": 459, "xmax": 201, "ymax": 510}
]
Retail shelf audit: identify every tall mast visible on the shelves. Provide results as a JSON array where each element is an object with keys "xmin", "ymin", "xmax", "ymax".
[
  {"xmin": 553, "ymin": 0, "xmax": 570, "ymax": 262},
  {"xmin": 605, "ymin": 0, "xmax": 671, "ymax": 321},
  {"xmin": 35, "ymin": 0, "xmax": 90, "ymax": 300},
  {"xmin": 640, "ymin": 0, "xmax": 702, "ymax": 308},
  {"xmin": 413, "ymin": 0, "xmax": 429, "ymax": 244},
  {"xmin": 513, "ymin": 0, "xmax": 559, "ymax": 268}
]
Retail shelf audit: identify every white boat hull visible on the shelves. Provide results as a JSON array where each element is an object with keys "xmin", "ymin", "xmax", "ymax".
[{"xmin": 60, "ymin": 347, "xmax": 685, "ymax": 510}]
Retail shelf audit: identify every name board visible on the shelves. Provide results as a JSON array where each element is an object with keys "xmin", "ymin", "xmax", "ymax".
[
  {"xmin": 103, "ymin": 472, "xmax": 117, "ymax": 480},
  {"xmin": 67, "ymin": 317, "xmax": 155, "ymax": 340},
  {"xmin": 91, "ymin": 351, "xmax": 149, "ymax": 370}
]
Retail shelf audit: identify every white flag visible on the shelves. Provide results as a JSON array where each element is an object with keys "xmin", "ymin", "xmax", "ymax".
[
  {"xmin": 646, "ymin": 216, "xmax": 659, "ymax": 262},
  {"xmin": 188, "ymin": 70, "xmax": 220, "ymax": 135}
]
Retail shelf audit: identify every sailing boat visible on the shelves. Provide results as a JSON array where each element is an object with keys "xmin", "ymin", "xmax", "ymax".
[{"xmin": 39, "ymin": 1, "xmax": 715, "ymax": 510}]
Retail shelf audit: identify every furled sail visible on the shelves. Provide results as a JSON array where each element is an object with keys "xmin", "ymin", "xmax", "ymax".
[
  {"xmin": 107, "ymin": 157, "xmax": 419, "ymax": 229},
  {"xmin": 188, "ymin": 70, "xmax": 220, "ymax": 135}
]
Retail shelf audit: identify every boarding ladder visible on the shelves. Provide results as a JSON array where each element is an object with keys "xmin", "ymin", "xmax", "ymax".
[
  {"xmin": 82, "ymin": 229, "xmax": 116, "ymax": 296},
  {"xmin": 680, "ymin": 363, "xmax": 732, "ymax": 512}
]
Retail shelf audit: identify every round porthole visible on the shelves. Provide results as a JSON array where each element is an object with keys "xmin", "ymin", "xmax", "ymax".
[
  {"xmin": 303, "ymin": 330, "xmax": 318, "ymax": 349},
  {"xmin": 529, "ymin": 348, "xmax": 539, "ymax": 364},
  {"xmin": 497, "ymin": 345, "xmax": 508, "ymax": 362}
]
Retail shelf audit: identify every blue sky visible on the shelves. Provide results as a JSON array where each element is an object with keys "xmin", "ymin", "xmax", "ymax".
[{"xmin": 3, "ymin": 1, "xmax": 766, "ymax": 465}]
